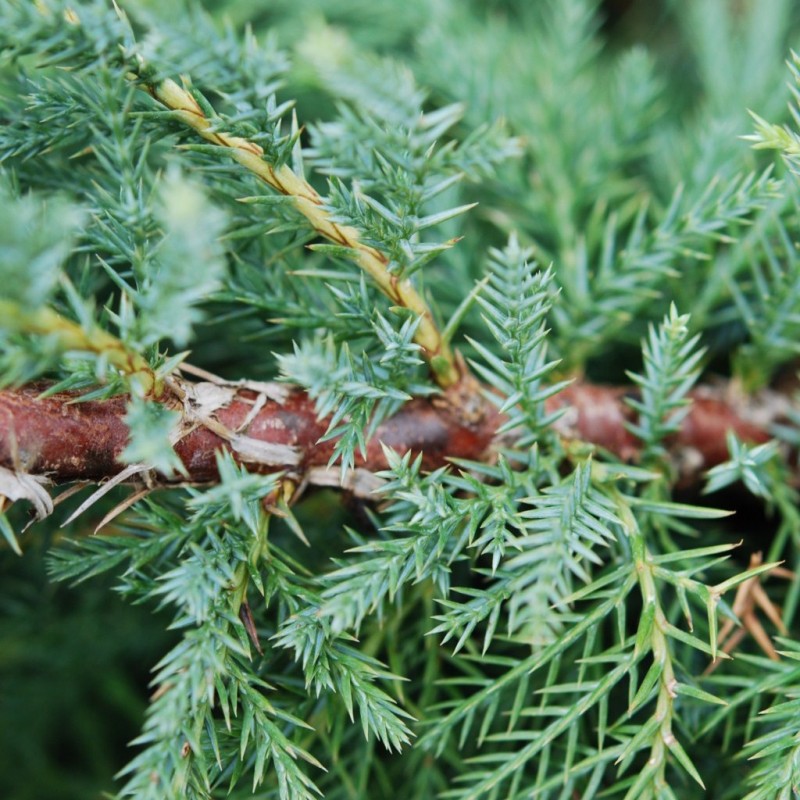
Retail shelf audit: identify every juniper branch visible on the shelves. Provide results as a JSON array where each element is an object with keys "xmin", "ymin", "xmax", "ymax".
[
  {"xmin": 0, "ymin": 376, "xmax": 783, "ymax": 500},
  {"xmin": 135, "ymin": 71, "xmax": 460, "ymax": 386}
]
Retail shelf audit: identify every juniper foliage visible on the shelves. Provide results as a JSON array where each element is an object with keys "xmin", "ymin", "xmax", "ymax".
[{"xmin": 2, "ymin": 1, "xmax": 800, "ymax": 799}]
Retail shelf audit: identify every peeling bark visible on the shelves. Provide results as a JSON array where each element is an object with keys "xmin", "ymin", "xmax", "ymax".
[
  {"xmin": 0, "ymin": 378, "xmax": 501, "ymax": 485},
  {"xmin": 0, "ymin": 376, "xmax": 788, "ymax": 497}
]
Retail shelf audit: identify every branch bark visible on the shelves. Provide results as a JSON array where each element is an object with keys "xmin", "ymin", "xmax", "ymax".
[{"xmin": 0, "ymin": 375, "xmax": 787, "ymax": 499}]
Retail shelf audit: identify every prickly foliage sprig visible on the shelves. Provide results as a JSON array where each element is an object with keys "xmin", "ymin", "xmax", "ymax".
[
  {"xmin": 50, "ymin": 458, "xmax": 325, "ymax": 800},
  {"xmin": 626, "ymin": 304, "xmax": 704, "ymax": 463},
  {"xmin": 468, "ymin": 236, "xmax": 568, "ymax": 448},
  {"xmin": 275, "ymin": 312, "xmax": 429, "ymax": 473}
]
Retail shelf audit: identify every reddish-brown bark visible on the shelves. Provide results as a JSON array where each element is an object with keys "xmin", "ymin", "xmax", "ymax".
[
  {"xmin": 0, "ymin": 377, "xmax": 787, "ymax": 493},
  {"xmin": 0, "ymin": 379, "xmax": 502, "ymax": 484},
  {"xmin": 546, "ymin": 383, "xmax": 776, "ymax": 482}
]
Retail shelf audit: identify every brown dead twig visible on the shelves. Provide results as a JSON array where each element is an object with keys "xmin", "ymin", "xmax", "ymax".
[{"xmin": 705, "ymin": 552, "xmax": 795, "ymax": 672}]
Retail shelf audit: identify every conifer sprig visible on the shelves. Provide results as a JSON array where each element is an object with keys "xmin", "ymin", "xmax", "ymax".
[
  {"xmin": 138, "ymin": 70, "xmax": 461, "ymax": 385},
  {"xmin": 1, "ymin": 0, "xmax": 513, "ymax": 389},
  {"xmin": 467, "ymin": 236, "xmax": 570, "ymax": 448},
  {"xmin": 626, "ymin": 304, "xmax": 704, "ymax": 463}
]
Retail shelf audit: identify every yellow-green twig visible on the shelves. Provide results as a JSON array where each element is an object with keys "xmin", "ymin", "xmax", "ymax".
[
  {"xmin": 0, "ymin": 300, "xmax": 157, "ymax": 395},
  {"xmin": 141, "ymin": 76, "xmax": 460, "ymax": 387}
]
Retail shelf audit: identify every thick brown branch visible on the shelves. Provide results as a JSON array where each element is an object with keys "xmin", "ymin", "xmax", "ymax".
[
  {"xmin": 547, "ymin": 382, "xmax": 782, "ymax": 484},
  {"xmin": 0, "ymin": 378, "xmax": 500, "ymax": 486},
  {"xmin": 0, "ymin": 378, "xmax": 788, "ymax": 498}
]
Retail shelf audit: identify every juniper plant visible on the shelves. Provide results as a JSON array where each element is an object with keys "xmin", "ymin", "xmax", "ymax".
[{"xmin": 2, "ymin": 1, "xmax": 800, "ymax": 799}]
